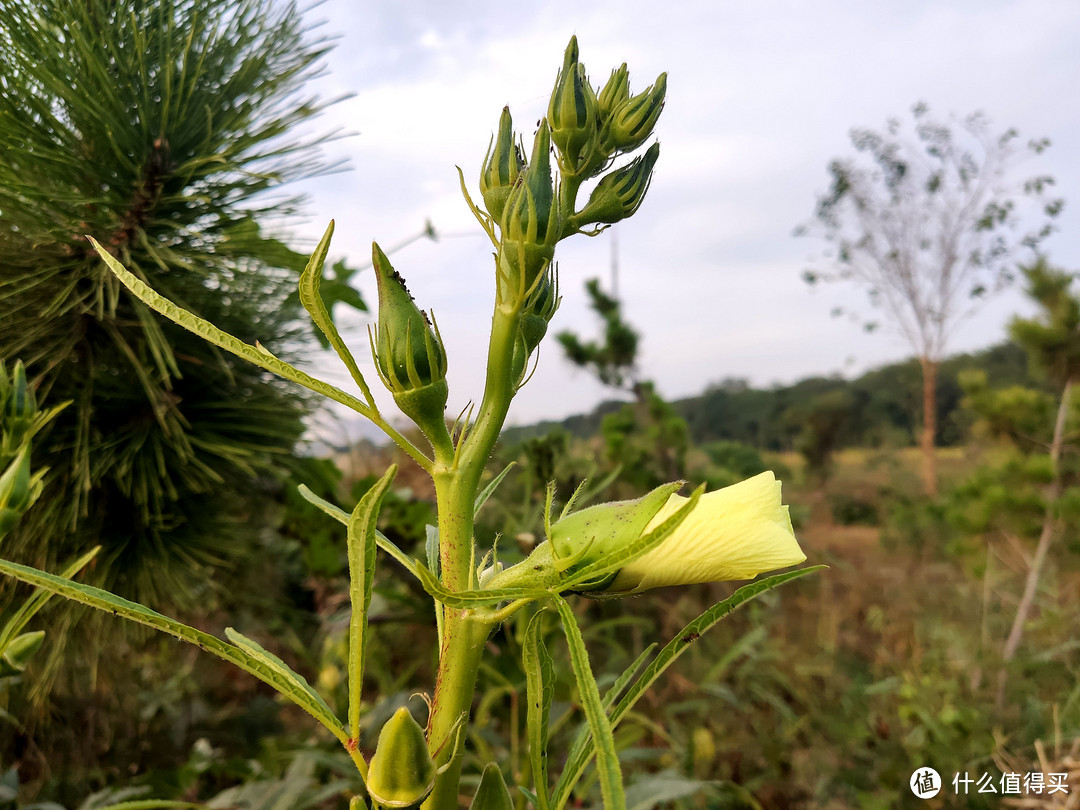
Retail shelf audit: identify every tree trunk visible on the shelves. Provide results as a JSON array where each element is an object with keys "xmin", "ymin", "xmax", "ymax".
[
  {"xmin": 997, "ymin": 379, "xmax": 1072, "ymax": 706},
  {"xmin": 919, "ymin": 356, "xmax": 938, "ymax": 497}
]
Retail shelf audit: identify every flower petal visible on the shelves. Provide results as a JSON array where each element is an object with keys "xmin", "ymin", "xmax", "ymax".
[{"xmin": 610, "ymin": 472, "xmax": 804, "ymax": 592}]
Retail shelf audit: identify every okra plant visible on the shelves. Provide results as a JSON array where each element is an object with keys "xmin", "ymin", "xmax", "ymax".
[{"xmin": 0, "ymin": 38, "xmax": 818, "ymax": 809}]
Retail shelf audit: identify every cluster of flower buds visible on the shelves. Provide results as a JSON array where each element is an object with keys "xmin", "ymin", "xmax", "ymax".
[
  {"xmin": 369, "ymin": 244, "xmax": 448, "ymax": 441},
  {"xmin": 548, "ymin": 37, "xmax": 667, "ymax": 180}
]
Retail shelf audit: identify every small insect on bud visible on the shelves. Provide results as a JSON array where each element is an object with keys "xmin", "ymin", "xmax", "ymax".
[
  {"xmin": 366, "ymin": 707, "xmax": 438, "ymax": 809},
  {"xmin": 548, "ymin": 36, "xmax": 599, "ymax": 174},
  {"xmin": 573, "ymin": 142, "xmax": 660, "ymax": 228},
  {"xmin": 370, "ymin": 244, "xmax": 449, "ymax": 439},
  {"xmin": 468, "ymin": 763, "xmax": 514, "ymax": 810},
  {"xmin": 601, "ymin": 72, "xmax": 667, "ymax": 154},
  {"xmin": 479, "ymin": 106, "xmax": 525, "ymax": 223}
]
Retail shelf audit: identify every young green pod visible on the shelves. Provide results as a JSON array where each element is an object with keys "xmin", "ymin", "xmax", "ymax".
[
  {"xmin": 479, "ymin": 106, "xmax": 525, "ymax": 223},
  {"xmin": 468, "ymin": 763, "xmax": 514, "ymax": 810},
  {"xmin": 366, "ymin": 707, "xmax": 438, "ymax": 809}
]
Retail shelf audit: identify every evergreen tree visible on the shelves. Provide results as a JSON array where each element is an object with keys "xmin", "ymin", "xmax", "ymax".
[{"xmin": 0, "ymin": 0, "xmax": 361, "ymax": 606}]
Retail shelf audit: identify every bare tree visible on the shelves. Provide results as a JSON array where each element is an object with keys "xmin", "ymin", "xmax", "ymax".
[{"xmin": 799, "ymin": 103, "xmax": 1062, "ymax": 495}]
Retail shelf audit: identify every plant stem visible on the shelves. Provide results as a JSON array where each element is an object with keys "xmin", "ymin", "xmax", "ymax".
[{"xmin": 422, "ymin": 259, "xmax": 527, "ymax": 806}]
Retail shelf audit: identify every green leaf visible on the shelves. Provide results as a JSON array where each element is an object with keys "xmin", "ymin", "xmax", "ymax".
[
  {"xmin": 523, "ymin": 612, "xmax": 555, "ymax": 810},
  {"xmin": 297, "ymin": 483, "xmax": 423, "ymax": 578},
  {"xmin": 0, "ymin": 545, "xmax": 99, "ymax": 654},
  {"xmin": 623, "ymin": 771, "xmax": 717, "ymax": 810},
  {"xmin": 298, "ymin": 221, "xmax": 373, "ymax": 402},
  {"xmin": 425, "ymin": 523, "xmax": 444, "ymax": 648},
  {"xmin": 0, "ymin": 557, "xmax": 347, "ymax": 745},
  {"xmin": 89, "ymin": 238, "xmax": 374, "ymax": 420},
  {"xmin": 551, "ymin": 566, "xmax": 823, "ymax": 809},
  {"xmin": 223, "ymin": 627, "xmax": 338, "ymax": 732},
  {"xmin": 347, "ymin": 464, "xmax": 396, "ymax": 742},
  {"xmin": 474, "ymin": 462, "xmax": 516, "ymax": 517},
  {"xmin": 552, "ymin": 595, "xmax": 624, "ymax": 810}
]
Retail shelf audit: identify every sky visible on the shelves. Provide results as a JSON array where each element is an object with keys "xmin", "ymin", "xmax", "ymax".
[{"xmin": 279, "ymin": 0, "xmax": 1080, "ymax": 434}]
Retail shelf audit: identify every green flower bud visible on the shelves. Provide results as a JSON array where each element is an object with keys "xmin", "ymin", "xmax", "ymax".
[
  {"xmin": 601, "ymin": 72, "xmax": 667, "ymax": 154},
  {"xmin": 510, "ymin": 269, "xmax": 560, "ymax": 385},
  {"xmin": 366, "ymin": 707, "xmax": 437, "ymax": 809},
  {"xmin": 0, "ymin": 447, "xmax": 34, "ymax": 537},
  {"xmin": 0, "ymin": 361, "xmax": 36, "ymax": 458},
  {"xmin": 479, "ymin": 106, "xmax": 525, "ymax": 223},
  {"xmin": 597, "ymin": 63, "xmax": 630, "ymax": 121},
  {"xmin": 370, "ymin": 244, "xmax": 449, "ymax": 438},
  {"xmin": 468, "ymin": 763, "xmax": 513, "ymax": 810},
  {"xmin": 548, "ymin": 36, "xmax": 599, "ymax": 173},
  {"xmin": 574, "ymin": 142, "xmax": 659, "ymax": 227},
  {"xmin": 1, "ymin": 630, "xmax": 45, "ymax": 674},
  {"xmin": 499, "ymin": 123, "xmax": 559, "ymax": 298}
]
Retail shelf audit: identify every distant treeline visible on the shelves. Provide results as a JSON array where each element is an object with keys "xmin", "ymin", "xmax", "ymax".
[{"xmin": 507, "ymin": 342, "xmax": 1044, "ymax": 451}]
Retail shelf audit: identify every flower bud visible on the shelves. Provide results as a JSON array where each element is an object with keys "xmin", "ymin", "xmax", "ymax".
[
  {"xmin": 1, "ymin": 361, "xmax": 36, "ymax": 458},
  {"xmin": 370, "ymin": 244, "xmax": 449, "ymax": 437},
  {"xmin": 0, "ymin": 448, "xmax": 34, "ymax": 537},
  {"xmin": 486, "ymin": 473, "xmax": 805, "ymax": 596},
  {"xmin": 1, "ymin": 630, "xmax": 45, "ymax": 674},
  {"xmin": 468, "ymin": 763, "xmax": 513, "ymax": 810},
  {"xmin": 366, "ymin": 707, "xmax": 437, "ymax": 809},
  {"xmin": 601, "ymin": 72, "xmax": 667, "ymax": 154},
  {"xmin": 479, "ymin": 107, "xmax": 525, "ymax": 224},
  {"xmin": 574, "ymin": 143, "xmax": 659, "ymax": 227},
  {"xmin": 548, "ymin": 36, "xmax": 599, "ymax": 173},
  {"xmin": 510, "ymin": 269, "xmax": 560, "ymax": 384},
  {"xmin": 597, "ymin": 63, "xmax": 630, "ymax": 121},
  {"xmin": 499, "ymin": 123, "xmax": 559, "ymax": 297}
]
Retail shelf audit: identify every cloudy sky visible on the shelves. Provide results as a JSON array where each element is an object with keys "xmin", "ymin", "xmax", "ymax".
[{"xmin": 281, "ymin": 0, "xmax": 1080, "ymax": 432}]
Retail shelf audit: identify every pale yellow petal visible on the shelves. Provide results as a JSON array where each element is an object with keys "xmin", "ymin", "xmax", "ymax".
[{"xmin": 610, "ymin": 471, "xmax": 804, "ymax": 592}]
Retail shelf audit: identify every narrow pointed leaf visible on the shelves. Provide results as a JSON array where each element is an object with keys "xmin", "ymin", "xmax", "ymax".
[
  {"xmin": 523, "ymin": 612, "xmax": 555, "ymax": 810},
  {"xmin": 89, "ymin": 238, "xmax": 374, "ymax": 419},
  {"xmin": 347, "ymin": 465, "xmax": 396, "ymax": 741},
  {"xmin": 553, "ymin": 595, "xmax": 624, "ymax": 810},
  {"xmin": 298, "ymin": 221, "xmax": 373, "ymax": 402},
  {"xmin": 474, "ymin": 462, "xmax": 516, "ymax": 516},
  {"xmin": 0, "ymin": 545, "xmax": 99, "ymax": 654},
  {"xmin": 224, "ymin": 627, "xmax": 338, "ymax": 732},
  {"xmin": 0, "ymin": 558, "xmax": 347, "ymax": 744},
  {"xmin": 550, "ymin": 566, "xmax": 823, "ymax": 808}
]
